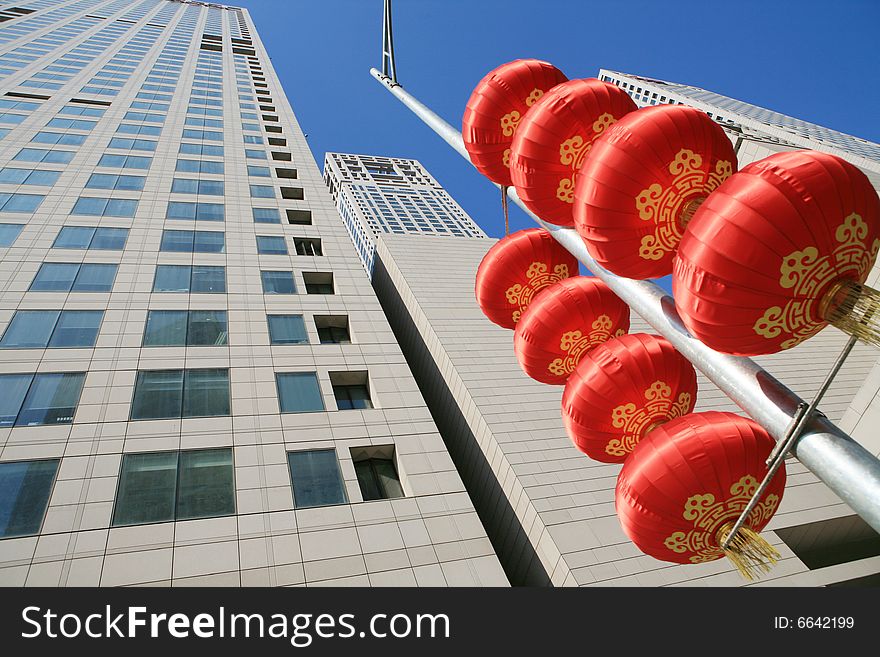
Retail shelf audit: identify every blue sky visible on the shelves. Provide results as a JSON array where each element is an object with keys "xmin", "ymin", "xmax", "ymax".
[{"xmin": 236, "ymin": 0, "xmax": 879, "ymax": 241}]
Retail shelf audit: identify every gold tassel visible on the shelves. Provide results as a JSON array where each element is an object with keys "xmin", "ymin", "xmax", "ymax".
[
  {"xmin": 820, "ymin": 279, "xmax": 880, "ymax": 347},
  {"xmin": 716, "ymin": 522, "xmax": 780, "ymax": 581},
  {"xmin": 678, "ymin": 196, "xmax": 705, "ymax": 230}
]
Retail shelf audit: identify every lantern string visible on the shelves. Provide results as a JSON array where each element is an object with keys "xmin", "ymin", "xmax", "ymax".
[
  {"xmin": 822, "ymin": 280, "xmax": 880, "ymax": 348},
  {"xmin": 716, "ymin": 522, "xmax": 780, "ymax": 580},
  {"xmin": 501, "ymin": 185, "xmax": 510, "ymax": 236}
]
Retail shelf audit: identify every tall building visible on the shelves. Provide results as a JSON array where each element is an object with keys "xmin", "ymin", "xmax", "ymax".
[
  {"xmin": 0, "ymin": 0, "xmax": 507, "ymax": 588},
  {"xmin": 363, "ymin": 73, "xmax": 880, "ymax": 586},
  {"xmin": 323, "ymin": 152, "xmax": 487, "ymax": 274}
]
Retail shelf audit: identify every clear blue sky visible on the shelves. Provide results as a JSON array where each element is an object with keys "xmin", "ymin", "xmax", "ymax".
[{"xmin": 236, "ymin": 0, "xmax": 879, "ymax": 242}]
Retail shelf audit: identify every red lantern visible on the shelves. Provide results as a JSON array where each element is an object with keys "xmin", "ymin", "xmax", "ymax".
[
  {"xmin": 616, "ymin": 411, "xmax": 786, "ymax": 579},
  {"xmin": 475, "ymin": 228, "xmax": 579, "ymax": 329},
  {"xmin": 514, "ymin": 277, "xmax": 630, "ymax": 385},
  {"xmin": 462, "ymin": 59, "xmax": 568, "ymax": 187},
  {"xmin": 574, "ymin": 105, "xmax": 737, "ymax": 279},
  {"xmin": 561, "ymin": 333, "xmax": 696, "ymax": 462},
  {"xmin": 509, "ymin": 78, "xmax": 637, "ymax": 227},
  {"xmin": 673, "ymin": 150, "xmax": 880, "ymax": 355}
]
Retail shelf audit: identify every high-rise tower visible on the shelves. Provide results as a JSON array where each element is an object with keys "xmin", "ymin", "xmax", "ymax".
[{"xmin": 0, "ymin": 0, "xmax": 506, "ymax": 588}]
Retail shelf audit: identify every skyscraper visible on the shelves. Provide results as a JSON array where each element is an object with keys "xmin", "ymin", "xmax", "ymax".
[
  {"xmin": 323, "ymin": 152, "xmax": 487, "ymax": 274},
  {"xmin": 0, "ymin": 0, "xmax": 506, "ymax": 588},
  {"xmin": 365, "ymin": 72, "xmax": 880, "ymax": 586}
]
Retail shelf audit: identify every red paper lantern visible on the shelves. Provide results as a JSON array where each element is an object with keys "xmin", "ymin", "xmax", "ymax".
[
  {"xmin": 673, "ymin": 150, "xmax": 880, "ymax": 355},
  {"xmin": 514, "ymin": 277, "xmax": 630, "ymax": 385},
  {"xmin": 574, "ymin": 105, "xmax": 737, "ymax": 279},
  {"xmin": 509, "ymin": 78, "xmax": 637, "ymax": 227},
  {"xmin": 616, "ymin": 411, "xmax": 786, "ymax": 578},
  {"xmin": 475, "ymin": 228, "xmax": 579, "ymax": 329},
  {"xmin": 561, "ymin": 333, "xmax": 696, "ymax": 462},
  {"xmin": 462, "ymin": 59, "xmax": 568, "ymax": 187}
]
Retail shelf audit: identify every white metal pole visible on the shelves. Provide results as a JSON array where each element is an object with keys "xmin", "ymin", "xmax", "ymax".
[{"xmin": 369, "ymin": 67, "xmax": 880, "ymax": 533}]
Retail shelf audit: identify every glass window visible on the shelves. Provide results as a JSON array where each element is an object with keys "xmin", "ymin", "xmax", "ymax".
[
  {"xmin": 0, "ymin": 192, "xmax": 45, "ymax": 213},
  {"xmin": 71, "ymin": 264, "xmax": 117, "ymax": 292},
  {"xmin": 15, "ymin": 372, "xmax": 86, "ymax": 426},
  {"xmin": 112, "ymin": 449, "xmax": 234, "ymax": 526},
  {"xmin": 0, "ymin": 310, "xmax": 59, "ymax": 348},
  {"xmin": 0, "ymin": 168, "xmax": 60, "ymax": 186},
  {"xmin": 85, "ymin": 173, "xmax": 145, "ymax": 191},
  {"xmin": 183, "ymin": 368, "xmax": 229, "ymax": 417},
  {"xmin": 0, "ymin": 460, "xmax": 59, "ymax": 538},
  {"xmin": 245, "ymin": 149, "xmax": 265, "ymax": 160},
  {"xmin": 97, "ymin": 154, "xmax": 151, "ymax": 170},
  {"xmin": 333, "ymin": 383, "xmax": 373, "ymax": 410},
  {"xmin": 166, "ymin": 201, "xmax": 224, "ymax": 222},
  {"xmin": 176, "ymin": 449, "xmax": 235, "ymax": 520},
  {"xmin": 130, "ymin": 370, "xmax": 183, "ymax": 420},
  {"xmin": 0, "ymin": 223, "xmax": 24, "ymax": 246},
  {"xmin": 90, "ymin": 227, "xmax": 128, "ymax": 250},
  {"xmin": 13, "ymin": 149, "xmax": 75, "ymax": 164},
  {"xmin": 287, "ymin": 449, "xmax": 347, "ymax": 508},
  {"xmin": 71, "ymin": 197, "xmax": 137, "ymax": 218},
  {"xmin": 276, "ymin": 372, "xmax": 324, "ymax": 413},
  {"xmin": 188, "ymin": 310, "xmax": 228, "ymax": 346},
  {"xmin": 52, "ymin": 225, "xmax": 93, "ymax": 249},
  {"xmin": 192, "ymin": 265, "xmax": 225, "ymax": 293},
  {"xmin": 31, "ymin": 131, "xmax": 86, "ymax": 146},
  {"xmin": 179, "ymin": 143, "xmax": 223, "ymax": 157},
  {"xmin": 247, "ymin": 165, "xmax": 270, "ymax": 177},
  {"xmin": 256, "ymin": 235, "xmax": 287, "ymax": 255},
  {"xmin": 353, "ymin": 456, "xmax": 404, "ymax": 501},
  {"xmin": 249, "ymin": 184, "xmax": 274, "ymax": 198},
  {"xmin": 315, "ymin": 317, "xmax": 351, "ymax": 344},
  {"xmin": 143, "ymin": 310, "xmax": 227, "ymax": 346},
  {"xmin": 303, "ymin": 272, "xmax": 333, "ymax": 295},
  {"xmin": 252, "ymin": 208, "xmax": 279, "ymax": 224},
  {"xmin": 261, "ymin": 270, "xmax": 295, "ymax": 294},
  {"xmin": 153, "ymin": 265, "xmax": 225, "ymax": 294},
  {"xmin": 29, "ymin": 262, "xmax": 80, "ymax": 291},
  {"xmin": 107, "ymin": 137, "xmax": 156, "ymax": 151},
  {"xmin": 171, "ymin": 178, "xmax": 224, "ymax": 195},
  {"xmin": 267, "ymin": 315, "xmax": 307, "ymax": 345},
  {"xmin": 48, "ymin": 310, "xmax": 103, "ymax": 348}
]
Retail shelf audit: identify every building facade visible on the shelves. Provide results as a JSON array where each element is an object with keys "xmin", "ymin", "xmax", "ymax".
[
  {"xmin": 323, "ymin": 152, "xmax": 487, "ymax": 274},
  {"xmin": 0, "ymin": 0, "xmax": 507, "ymax": 587},
  {"xmin": 365, "ymin": 73, "xmax": 880, "ymax": 586}
]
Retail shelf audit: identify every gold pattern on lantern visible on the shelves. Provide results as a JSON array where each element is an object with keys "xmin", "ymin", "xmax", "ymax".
[
  {"xmin": 500, "ymin": 110, "xmax": 522, "ymax": 137},
  {"xmin": 525, "ymin": 88, "xmax": 544, "ymax": 107},
  {"xmin": 505, "ymin": 262, "xmax": 571, "ymax": 323},
  {"xmin": 606, "ymin": 381, "xmax": 692, "ymax": 457},
  {"xmin": 663, "ymin": 475, "xmax": 780, "ymax": 563},
  {"xmin": 547, "ymin": 315, "xmax": 626, "ymax": 377},
  {"xmin": 502, "ymin": 148, "xmax": 511, "ymax": 168},
  {"xmin": 753, "ymin": 213, "xmax": 880, "ymax": 349},
  {"xmin": 636, "ymin": 150, "xmax": 732, "ymax": 262},
  {"xmin": 555, "ymin": 113, "xmax": 617, "ymax": 204}
]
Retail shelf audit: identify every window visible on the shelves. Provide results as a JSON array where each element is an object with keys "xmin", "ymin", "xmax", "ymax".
[
  {"xmin": 13, "ymin": 148, "xmax": 75, "ymax": 164},
  {"xmin": 185, "ymin": 117, "xmax": 222, "ymax": 128},
  {"xmin": 303, "ymin": 271, "xmax": 333, "ymax": 294},
  {"xmin": 267, "ymin": 315, "xmax": 307, "ymax": 345},
  {"xmin": 159, "ymin": 229, "xmax": 224, "ymax": 253},
  {"xmin": 256, "ymin": 235, "xmax": 287, "ymax": 255},
  {"xmin": 330, "ymin": 372, "xmax": 373, "ymax": 410},
  {"xmin": 275, "ymin": 167, "xmax": 297, "ymax": 179},
  {"xmin": 0, "ymin": 223, "xmax": 23, "ymax": 246},
  {"xmin": 123, "ymin": 111, "xmax": 165, "ymax": 123},
  {"xmin": 0, "ymin": 372, "xmax": 86, "ymax": 426},
  {"xmin": 175, "ymin": 159, "xmax": 223, "ymax": 174},
  {"xmin": 71, "ymin": 197, "xmax": 137, "ymax": 217},
  {"xmin": 351, "ymin": 446, "xmax": 404, "ymax": 501},
  {"xmin": 182, "ymin": 128, "xmax": 222, "ymax": 141},
  {"xmin": 261, "ymin": 270, "xmax": 295, "ymax": 294},
  {"xmin": 276, "ymin": 372, "xmax": 324, "ymax": 414},
  {"xmin": 0, "ymin": 192, "xmax": 44, "ymax": 213},
  {"xmin": 286, "ymin": 209, "xmax": 312, "ymax": 225},
  {"xmin": 280, "ymin": 186, "xmax": 304, "ymax": 200},
  {"xmin": 0, "ymin": 168, "xmax": 61, "ymax": 186},
  {"xmin": 0, "ymin": 460, "xmax": 59, "ymax": 538},
  {"xmin": 112, "ymin": 448, "xmax": 234, "ymax": 526},
  {"xmin": 46, "ymin": 117, "xmax": 96, "ymax": 131},
  {"xmin": 97, "ymin": 154, "xmax": 151, "ymax": 169},
  {"xmin": 287, "ymin": 449, "xmax": 346, "ymax": 508},
  {"xmin": 315, "ymin": 316, "xmax": 350, "ymax": 344},
  {"xmin": 293, "ymin": 237, "xmax": 322, "ymax": 256},
  {"xmin": 85, "ymin": 173, "xmax": 145, "ymax": 191},
  {"xmin": 252, "ymin": 207, "xmax": 279, "ymax": 224},
  {"xmin": 31, "ymin": 131, "xmax": 86, "ymax": 146},
  {"xmin": 0, "ymin": 310, "xmax": 103, "ymax": 348},
  {"xmin": 29, "ymin": 262, "xmax": 117, "ymax": 292},
  {"xmin": 53, "ymin": 226, "xmax": 128, "ymax": 250},
  {"xmin": 116, "ymin": 123, "xmax": 161, "ymax": 137},
  {"xmin": 107, "ymin": 137, "xmax": 156, "ymax": 151},
  {"xmin": 153, "ymin": 265, "xmax": 225, "ymax": 293},
  {"xmin": 179, "ymin": 143, "xmax": 223, "ymax": 157},
  {"xmin": 247, "ymin": 165, "xmax": 270, "ymax": 177},
  {"xmin": 171, "ymin": 178, "xmax": 224, "ymax": 195},
  {"xmin": 143, "ymin": 310, "xmax": 227, "ymax": 346},
  {"xmin": 166, "ymin": 201, "xmax": 224, "ymax": 222},
  {"xmin": 249, "ymin": 184, "xmax": 274, "ymax": 198},
  {"xmin": 244, "ymin": 149, "xmax": 265, "ymax": 160},
  {"xmin": 130, "ymin": 369, "xmax": 230, "ymax": 420},
  {"xmin": 243, "ymin": 134, "xmax": 263, "ymax": 144}
]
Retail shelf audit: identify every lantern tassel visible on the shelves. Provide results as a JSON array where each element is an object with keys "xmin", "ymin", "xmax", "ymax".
[
  {"xmin": 822, "ymin": 280, "xmax": 880, "ymax": 348},
  {"xmin": 716, "ymin": 522, "xmax": 780, "ymax": 580},
  {"xmin": 501, "ymin": 185, "xmax": 510, "ymax": 236}
]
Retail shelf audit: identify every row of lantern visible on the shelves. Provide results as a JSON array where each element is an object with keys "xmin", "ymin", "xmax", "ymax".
[
  {"xmin": 474, "ymin": 230, "xmax": 785, "ymax": 577},
  {"xmin": 465, "ymin": 58, "xmax": 879, "ymax": 577}
]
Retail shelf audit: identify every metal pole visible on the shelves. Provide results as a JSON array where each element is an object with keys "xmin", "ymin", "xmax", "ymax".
[{"xmin": 369, "ymin": 67, "xmax": 880, "ymax": 533}]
